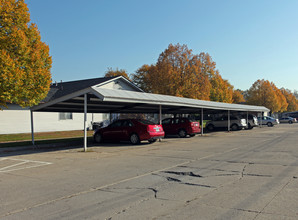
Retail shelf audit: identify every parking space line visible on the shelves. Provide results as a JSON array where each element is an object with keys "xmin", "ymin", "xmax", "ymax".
[
  {"xmin": 0, "ymin": 158, "xmax": 52, "ymax": 173},
  {"xmin": 0, "ymin": 161, "xmax": 27, "ymax": 171}
]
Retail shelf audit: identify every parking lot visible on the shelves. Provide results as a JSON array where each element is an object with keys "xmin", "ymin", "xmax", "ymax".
[{"xmin": 1, "ymin": 124, "xmax": 298, "ymax": 220}]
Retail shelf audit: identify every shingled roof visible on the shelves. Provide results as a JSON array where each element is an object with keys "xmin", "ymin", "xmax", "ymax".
[{"xmin": 43, "ymin": 76, "xmax": 120, "ymax": 103}]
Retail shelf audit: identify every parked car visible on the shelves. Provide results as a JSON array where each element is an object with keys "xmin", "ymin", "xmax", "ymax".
[
  {"xmin": 93, "ymin": 119, "xmax": 164, "ymax": 144},
  {"xmin": 257, "ymin": 116, "xmax": 279, "ymax": 127},
  {"xmin": 240, "ymin": 114, "xmax": 259, "ymax": 129},
  {"xmin": 279, "ymin": 117, "xmax": 297, "ymax": 124},
  {"xmin": 162, "ymin": 118, "xmax": 201, "ymax": 138},
  {"xmin": 206, "ymin": 115, "xmax": 247, "ymax": 131}
]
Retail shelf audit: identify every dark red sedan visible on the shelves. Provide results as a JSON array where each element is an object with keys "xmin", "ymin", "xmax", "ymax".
[
  {"xmin": 93, "ymin": 119, "xmax": 164, "ymax": 144},
  {"xmin": 162, "ymin": 118, "xmax": 201, "ymax": 138}
]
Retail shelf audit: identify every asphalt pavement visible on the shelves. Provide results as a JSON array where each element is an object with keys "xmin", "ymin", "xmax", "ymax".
[{"xmin": 0, "ymin": 124, "xmax": 298, "ymax": 220}]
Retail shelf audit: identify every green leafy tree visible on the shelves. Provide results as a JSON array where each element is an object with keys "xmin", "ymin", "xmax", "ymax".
[{"xmin": 0, "ymin": 0, "xmax": 52, "ymax": 109}]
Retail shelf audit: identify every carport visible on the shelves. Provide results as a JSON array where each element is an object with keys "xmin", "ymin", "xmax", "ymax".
[{"xmin": 31, "ymin": 86, "xmax": 269, "ymax": 151}]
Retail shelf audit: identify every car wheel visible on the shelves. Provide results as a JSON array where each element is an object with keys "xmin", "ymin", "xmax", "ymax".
[
  {"xmin": 289, "ymin": 120, "xmax": 293, "ymax": 124},
  {"xmin": 267, "ymin": 122, "xmax": 273, "ymax": 127},
  {"xmin": 231, "ymin": 124, "xmax": 239, "ymax": 131},
  {"xmin": 189, "ymin": 134, "xmax": 195, "ymax": 137},
  {"xmin": 148, "ymin": 139, "xmax": 157, "ymax": 144},
  {"xmin": 130, "ymin": 133, "xmax": 140, "ymax": 145},
  {"xmin": 178, "ymin": 129, "xmax": 187, "ymax": 138},
  {"xmin": 94, "ymin": 132, "xmax": 102, "ymax": 143},
  {"xmin": 207, "ymin": 124, "xmax": 214, "ymax": 131}
]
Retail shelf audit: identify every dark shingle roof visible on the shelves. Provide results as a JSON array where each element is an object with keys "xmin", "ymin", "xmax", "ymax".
[{"xmin": 43, "ymin": 76, "xmax": 119, "ymax": 102}]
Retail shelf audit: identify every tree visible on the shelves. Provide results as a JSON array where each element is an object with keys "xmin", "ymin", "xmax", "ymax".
[
  {"xmin": 209, "ymin": 72, "xmax": 233, "ymax": 103},
  {"xmin": 133, "ymin": 64, "xmax": 159, "ymax": 93},
  {"xmin": 246, "ymin": 79, "xmax": 280, "ymax": 112},
  {"xmin": 0, "ymin": 0, "xmax": 52, "ymax": 109},
  {"xmin": 280, "ymin": 88, "xmax": 298, "ymax": 112},
  {"xmin": 270, "ymin": 82, "xmax": 288, "ymax": 113},
  {"xmin": 294, "ymin": 90, "xmax": 298, "ymax": 99},
  {"xmin": 104, "ymin": 67, "xmax": 130, "ymax": 79},
  {"xmin": 232, "ymin": 89, "xmax": 245, "ymax": 103},
  {"xmin": 132, "ymin": 43, "xmax": 211, "ymax": 100}
]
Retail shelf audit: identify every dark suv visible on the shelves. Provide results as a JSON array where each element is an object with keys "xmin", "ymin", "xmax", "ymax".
[{"xmin": 162, "ymin": 118, "xmax": 201, "ymax": 138}]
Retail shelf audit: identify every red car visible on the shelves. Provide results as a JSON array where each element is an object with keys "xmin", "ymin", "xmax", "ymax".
[
  {"xmin": 162, "ymin": 118, "xmax": 201, "ymax": 138},
  {"xmin": 93, "ymin": 119, "xmax": 164, "ymax": 144}
]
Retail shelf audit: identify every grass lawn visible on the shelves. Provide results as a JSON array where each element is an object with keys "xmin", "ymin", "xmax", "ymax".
[{"xmin": 0, "ymin": 130, "xmax": 93, "ymax": 148}]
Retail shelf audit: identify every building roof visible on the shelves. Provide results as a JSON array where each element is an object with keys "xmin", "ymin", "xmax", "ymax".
[
  {"xmin": 43, "ymin": 76, "xmax": 142, "ymax": 102},
  {"xmin": 32, "ymin": 81, "xmax": 270, "ymax": 114}
]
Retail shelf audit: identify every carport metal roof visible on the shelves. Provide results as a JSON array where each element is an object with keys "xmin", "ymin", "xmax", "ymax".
[
  {"xmin": 31, "ymin": 86, "xmax": 269, "ymax": 113},
  {"xmin": 30, "ymin": 86, "xmax": 269, "ymax": 151}
]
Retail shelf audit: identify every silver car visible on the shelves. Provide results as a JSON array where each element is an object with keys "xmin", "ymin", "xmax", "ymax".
[
  {"xmin": 279, "ymin": 117, "xmax": 297, "ymax": 124},
  {"xmin": 258, "ymin": 116, "xmax": 279, "ymax": 127},
  {"xmin": 206, "ymin": 115, "xmax": 247, "ymax": 131},
  {"xmin": 240, "ymin": 114, "xmax": 259, "ymax": 129}
]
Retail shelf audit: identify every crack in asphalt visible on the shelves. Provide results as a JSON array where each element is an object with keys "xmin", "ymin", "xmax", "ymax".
[
  {"xmin": 245, "ymin": 174, "xmax": 272, "ymax": 177},
  {"xmin": 240, "ymin": 164, "xmax": 247, "ymax": 179},
  {"xmin": 166, "ymin": 177, "xmax": 181, "ymax": 182},
  {"xmin": 183, "ymin": 182, "xmax": 214, "ymax": 188},
  {"xmin": 163, "ymin": 171, "xmax": 202, "ymax": 177},
  {"xmin": 148, "ymin": 187, "xmax": 157, "ymax": 198},
  {"xmin": 165, "ymin": 175, "xmax": 213, "ymax": 188}
]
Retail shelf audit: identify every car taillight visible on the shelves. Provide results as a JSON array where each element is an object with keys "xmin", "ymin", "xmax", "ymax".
[
  {"xmin": 147, "ymin": 125, "xmax": 162, "ymax": 132},
  {"xmin": 191, "ymin": 122, "xmax": 199, "ymax": 127}
]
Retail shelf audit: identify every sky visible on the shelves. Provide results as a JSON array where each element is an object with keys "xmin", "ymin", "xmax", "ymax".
[{"xmin": 26, "ymin": 0, "xmax": 298, "ymax": 92}]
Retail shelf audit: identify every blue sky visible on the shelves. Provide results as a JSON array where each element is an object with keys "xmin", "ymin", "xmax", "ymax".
[{"xmin": 26, "ymin": 0, "xmax": 298, "ymax": 91}]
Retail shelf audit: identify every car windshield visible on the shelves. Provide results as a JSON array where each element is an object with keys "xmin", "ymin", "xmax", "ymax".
[{"xmin": 137, "ymin": 119, "xmax": 156, "ymax": 125}]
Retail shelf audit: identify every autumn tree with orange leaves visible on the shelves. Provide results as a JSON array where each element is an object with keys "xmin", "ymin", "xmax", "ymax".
[
  {"xmin": 104, "ymin": 67, "xmax": 130, "ymax": 79},
  {"xmin": 132, "ymin": 44, "xmax": 242, "ymax": 103},
  {"xmin": 0, "ymin": 0, "xmax": 52, "ymax": 109},
  {"xmin": 232, "ymin": 89, "xmax": 245, "ymax": 104},
  {"xmin": 246, "ymin": 79, "xmax": 293, "ymax": 113},
  {"xmin": 209, "ymin": 72, "xmax": 234, "ymax": 103},
  {"xmin": 280, "ymin": 88, "xmax": 298, "ymax": 112}
]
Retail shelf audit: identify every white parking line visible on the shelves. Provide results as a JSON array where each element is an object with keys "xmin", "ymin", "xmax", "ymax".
[
  {"xmin": 0, "ymin": 161, "xmax": 27, "ymax": 171},
  {"xmin": 0, "ymin": 158, "xmax": 52, "ymax": 173}
]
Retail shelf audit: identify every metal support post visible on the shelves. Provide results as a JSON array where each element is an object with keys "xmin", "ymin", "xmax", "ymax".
[
  {"xmin": 30, "ymin": 110, "xmax": 35, "ymax": 146},
  {"xmin": 84, "ymin": 94, "xmax": 88, "ymax": 152},
  {"xmin": 247, "ymin": 111, "xmax": 249, "ymax": 129},
  {"xmin": 201, "ymin": 108, "xmax": 204, "ymax": 136},
  {"xmin": 159, "ymin": 105, "xmax": 162, "ymax": 125},
  {"xmin": 228, "ymin": 110, "xmax": 230, "ymax": 132},
  {"xmin": 260, "ymin": 111, "xmax": 263, "ymax": 128},
  {"xmin": 159, "ymin": 105, "xmax": 162, "ymax": 142}
]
